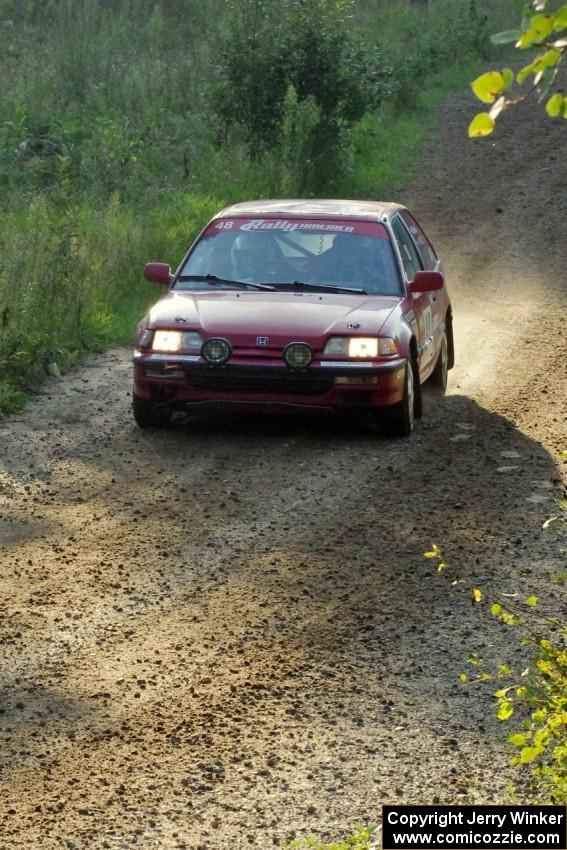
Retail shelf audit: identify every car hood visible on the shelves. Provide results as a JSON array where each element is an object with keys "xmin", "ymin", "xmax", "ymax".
[{"xmin": 148, "ymin": 290, "xmax": 399, "ymax": 344}]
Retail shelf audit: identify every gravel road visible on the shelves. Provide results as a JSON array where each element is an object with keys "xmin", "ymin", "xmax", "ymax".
[{"xmin": 0, "ymin": 90, "xmax": 565, "ymax": 850}]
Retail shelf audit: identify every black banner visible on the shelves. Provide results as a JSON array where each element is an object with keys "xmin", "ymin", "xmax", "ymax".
[{"xmin": 382, "ymin": 805, "xmax": 567, "ymax": 850}]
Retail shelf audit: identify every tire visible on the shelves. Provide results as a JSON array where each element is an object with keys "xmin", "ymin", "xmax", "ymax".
[
  {"xmin": 429, "ymin": 332, "xmax": 448, "ymax": 393},
  {"xmin": 132, "ymin": 393, "xmax": 171, "ymax": 428},
  {"xmin": 382, "ymin": 360, "xmax": 415, "ymax": 438},
  {"xmin": 411, "ymin": 355, "xmax": 423, "ymax": 419},
  {"xmin": 446, "ymin": 312, "xmax": 455, "ymax": 370}
]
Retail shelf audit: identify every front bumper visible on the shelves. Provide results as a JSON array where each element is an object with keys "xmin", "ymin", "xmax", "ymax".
[{"xmin": 133, "ymin": 352, "xmax": 407, "ymax": 410}]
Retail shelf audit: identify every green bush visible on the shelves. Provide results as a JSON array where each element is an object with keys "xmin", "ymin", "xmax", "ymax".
[
  {"xmin": 213, "ymin": 0, "xmax": 391, "ymax": 191},
  {"xmin": 0, "ymin": 192, "xmax": 221, "ymax": 396}
]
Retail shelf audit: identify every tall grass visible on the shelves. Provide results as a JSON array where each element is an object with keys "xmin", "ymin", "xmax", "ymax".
[{"xmin": 0, "ymin": 0, "xmax": 520, "ymax": 411}]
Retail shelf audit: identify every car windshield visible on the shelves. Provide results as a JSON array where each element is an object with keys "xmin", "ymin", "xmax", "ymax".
[{"xmin": 176, "ymin": 218, "xmax": 402, "ymax": 296}]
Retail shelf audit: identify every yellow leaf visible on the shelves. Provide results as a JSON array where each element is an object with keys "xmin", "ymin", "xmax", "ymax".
[
  {"xmin": 471, "ymin": 71, "xmax": 504, "ymax": 103},
  {"xmin": 472, "ymin": 588, "xmax": 483, "ymax": 603},
  {"xmin": 437, "ymin": 561, "xmax": 447, "ymax": 573},
  {"xmin": 520, "ymin": 745, "xmax": 544, "ymax": 764},
  {"xmin": 497, "ymin": 700, "xmax": 513, "ymax": 720},
  {"xmin": 424, "ymin": 544, "xmax": 440, "ymax": 559},
  {"xmin": 546, "ymin": 93, "xmax": 564, "ymax": 117},
  {"xmin": 459, "ymin": 673, "xmax": 468, "ymax": 683},
  {"xmin": 526, "ymin": 595, "xmax": 538, "ymax": 606},
  {"xmin": 468, "ymin": 113, "xmax": 495, "ymax": 138},
  {"xmin": 508, "ymin": 733, "xmax": 526, "ymax": 747}
]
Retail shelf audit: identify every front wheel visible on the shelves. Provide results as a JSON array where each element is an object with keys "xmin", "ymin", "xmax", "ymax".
[
  {"xmin": 132, "ymin": 393, "xmax": 171, "ymax": 428},
  {"xmin": 381, "ymin": 361, "xmax": 415, "ymax": 438}
]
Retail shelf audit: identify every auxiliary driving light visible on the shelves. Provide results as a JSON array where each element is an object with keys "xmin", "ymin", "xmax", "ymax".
[
  {"xmin": 201, "ymin": 337, "xmax": 232, "ymax": 365},
  {"xmin": 284, "ymin": 342, "xmax": 313, "ymax": 370}
]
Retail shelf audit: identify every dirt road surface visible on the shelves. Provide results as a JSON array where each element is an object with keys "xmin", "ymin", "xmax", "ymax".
[{"xmin": 1, "ymin": 91, "xmax": 565, "ymax": 850}]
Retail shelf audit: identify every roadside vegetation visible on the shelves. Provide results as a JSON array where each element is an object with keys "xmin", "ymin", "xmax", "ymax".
[
  {"xmin": 425, "ymin": 528, "xmax": 567, "ymax": 808},
  {"xmin": 0, "ymin": 0, "xmax": 521, "ymax": 411}
]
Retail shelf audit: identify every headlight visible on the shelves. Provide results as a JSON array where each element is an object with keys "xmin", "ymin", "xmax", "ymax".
[
  {"xmin": 152, "ymin": 330, "xmax": 203, "ymax": 352},
  {"xmin": 201, "ymin": 337, "xmax": 232, "ymax": 365},
  {"xmin": 324, "ymin": 337, "xmax": 398, "ymax": 358},
  {"xmin": 284, "ymin": 342, "xmax": 313, "ymax": 369}
]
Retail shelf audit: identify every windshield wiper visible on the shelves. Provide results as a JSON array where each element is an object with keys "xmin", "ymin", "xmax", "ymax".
[
  {"xmin": 177, "ymin": 274, "xmax": 275, "ymax": 291},
  {"xmin": 275, "ymin": 281, "xmax": 368, "ymax": 295}
]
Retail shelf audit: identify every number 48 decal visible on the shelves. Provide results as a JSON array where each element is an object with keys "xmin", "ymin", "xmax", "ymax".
[{"xmin": 215, "ymin": 220, "xmax": 233, "ymax": 230}]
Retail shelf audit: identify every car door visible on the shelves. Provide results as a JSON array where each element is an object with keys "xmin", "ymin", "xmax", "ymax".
[
  {"xmin": 390, "ymin": 214, "xmax": 435, "ymax": 375},
  {"xmin": 400, "ymin": 210, "xmax": 446, "ymax": 373}
]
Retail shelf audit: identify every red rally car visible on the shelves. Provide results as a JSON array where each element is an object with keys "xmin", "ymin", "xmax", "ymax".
[{"xmin": 133, "ymin": 200, "xmax": 453, "ymax": 437}]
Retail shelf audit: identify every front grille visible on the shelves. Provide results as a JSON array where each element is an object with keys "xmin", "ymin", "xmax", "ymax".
[{"xmin": 184, "ymin": 366, "xmax": 334, "ymax": 396}]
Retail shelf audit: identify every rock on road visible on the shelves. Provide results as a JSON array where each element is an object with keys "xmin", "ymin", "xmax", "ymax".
[{"xmin": 0, "ymin": 91, "xmax": 565, "ymax": 849}]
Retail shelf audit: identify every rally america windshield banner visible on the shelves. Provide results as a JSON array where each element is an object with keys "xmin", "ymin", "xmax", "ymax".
[{"xmin": 205, "ymin": 218, "xmax": 389, "ymax": 239}]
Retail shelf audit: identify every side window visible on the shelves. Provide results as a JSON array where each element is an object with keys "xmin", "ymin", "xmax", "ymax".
[
  {"xmin": 400, "ymin": 210, "xmax": 438, "ymax": 270},
  {"xmin": 391, "ymin": 216, "xmax": 423, "ymax": 282}
]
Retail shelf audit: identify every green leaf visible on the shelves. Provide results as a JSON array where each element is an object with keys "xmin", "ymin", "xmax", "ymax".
[
  {"xmin": 491, "ymin": 603, "xmax": 502, "ymax": 616},
  {"xmin": 459, "ymin": 673, "xmax": 468, "ymax": 683},
  {"xmin": 516, "ymin": 686, "xmax": 527, "ymax": 698},
  {"xmin": 517, "ymin": 62, "xmax": 536, "ymax": 84},
  {"xmin": 526, "ymin": 595, "xmax": 538, "ymax": 606},
  {"xmin": 472, "ymin": 71, "xmax": 505, "ymax": 103},
  {"xmin": 553, "ymin": 6, "xmax": 567, "ymax": 31},
  {"xmin": 532, "ymin": 49, "xmax": 562, "ymax": 72},
  {"xmin": 519, "ymin": 14, "xmax": 555, "ymax": 48},
  {"xmin": 501, "ymin": 69, "xmax": 514, "ymax": 90},
  {"xmin": 498, "ymin": 700, "xmax": 514, "ymax": 721},
  {"xmin": 490, "ymin": 29, "xmax": 522, "ymax": 45}
]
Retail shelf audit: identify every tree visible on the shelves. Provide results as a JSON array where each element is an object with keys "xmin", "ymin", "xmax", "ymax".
[
  {"xmin": 212, "ymin": 0, "xmax": 390, "ymax": 191},
  {"xmin": 469, "ymin": 0, "xmax": 567, "ymax": 137}
]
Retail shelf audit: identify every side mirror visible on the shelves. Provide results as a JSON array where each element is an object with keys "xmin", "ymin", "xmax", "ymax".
[
  {"xmin": 407, "ymin": 270, "xmax": 444, "ymax": 293},
  {"xmin": 144, "ymin": 262, "xmax": 173, "ymax": 286}
]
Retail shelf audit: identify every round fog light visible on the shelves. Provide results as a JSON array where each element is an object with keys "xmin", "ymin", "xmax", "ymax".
[
  {"xmin": 202, "ymin": 338, "xmax": 231, "ymax": 365},
  {"xmin": 284, "ymin": 342, "xmax": 313, "ymax": 370}
]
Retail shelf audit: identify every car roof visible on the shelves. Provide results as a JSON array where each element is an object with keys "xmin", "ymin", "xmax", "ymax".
[{"xmin": 215, "ymin": 199, "xmax": 405, "ymax": 222}]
